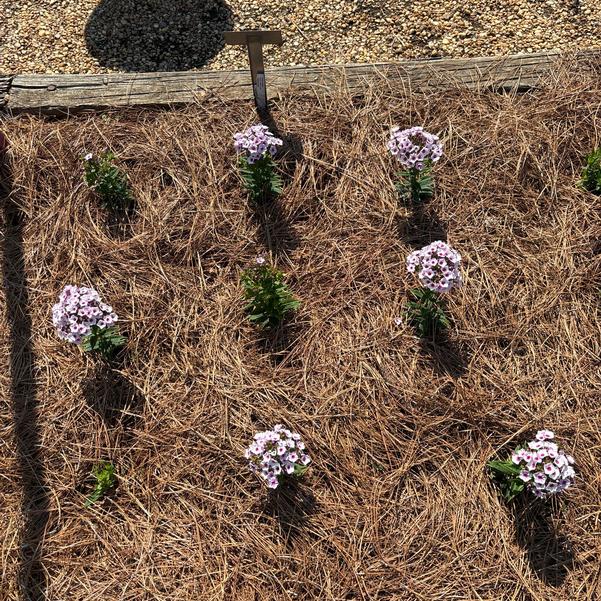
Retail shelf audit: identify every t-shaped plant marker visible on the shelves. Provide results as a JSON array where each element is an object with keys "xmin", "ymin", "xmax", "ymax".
[{"xmin": 224, "ymin": 30, "xmax": 283, "ymax": 113}]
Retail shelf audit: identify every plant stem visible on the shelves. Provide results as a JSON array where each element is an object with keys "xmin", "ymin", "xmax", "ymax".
[{"xmin": 409, "ymin": 169, "xmax": 421, "ymax": 203}]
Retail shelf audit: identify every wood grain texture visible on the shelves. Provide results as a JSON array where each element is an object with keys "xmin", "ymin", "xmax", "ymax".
[
  {"xmin": 3, "ymin": 51, "xmax": 600, "ymax": 114},
  {"xmin": 0, "ymin": 76, "xmax": 12, "ymax": 107}
]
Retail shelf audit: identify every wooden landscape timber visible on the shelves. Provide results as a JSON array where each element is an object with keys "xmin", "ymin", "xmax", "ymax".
[{"xmin": 1, "ymin": 51, "xmax": 600, "ymax": 114}]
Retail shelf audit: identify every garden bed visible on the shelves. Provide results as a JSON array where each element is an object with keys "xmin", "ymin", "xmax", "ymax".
[{"xmin": 0, "ymin": 57, "xmax": 600, "ymax": 600}]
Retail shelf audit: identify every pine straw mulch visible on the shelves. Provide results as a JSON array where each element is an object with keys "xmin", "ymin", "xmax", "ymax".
[{"xmin": 0, "ymin": 59, "xmax": 600, "ymax": 601}]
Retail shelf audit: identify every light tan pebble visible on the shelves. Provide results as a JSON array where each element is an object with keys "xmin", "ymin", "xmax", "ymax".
[{"xmin": 1, "ymin": 0, "xmax": 600, "ymax": 73}]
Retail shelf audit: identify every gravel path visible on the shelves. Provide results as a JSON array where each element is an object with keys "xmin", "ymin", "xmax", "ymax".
[{"xmin": 0, "ymin": 0, "xmax": 600, "ymax": 74}]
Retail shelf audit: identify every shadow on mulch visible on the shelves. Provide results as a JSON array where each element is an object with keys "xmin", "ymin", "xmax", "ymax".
[
  {"xmin": 260, "ymin": 109, "xmax": 306, "ymax": 175},
  {"xmin": 85, "ymin": 0, "xmax": 233, "ymax": 72},
  {"xmin": 81, "ymin": 364, "xmax": 144, "ymax": 432},
  {"xmin": 257, "ymin": 320, "xmax": 307, "ymax": 366},
  {"xmin": 264, "ymin": 479, "xmax": 318, "ymax": 546},
  {"xmin": 249, "ymin": 198, "xmax": 300, "ymax": 259},
  {"xmin": 396, "ymin": 197, "xmax": 448, "ymax": 249},
  {"xmin": 103, "ymin": 202, "xmax": 138, "ymax": 241},
  {"xmin": 512, "ymin": 497, "xmax": 575, "ymax": 587},
  {"xmin": 418, "ymin": 332, "xmax": 470, "ymax": 379},
  {"xmin": 1, "ymin": 133, "xmax": 49, "ymax": 601}
]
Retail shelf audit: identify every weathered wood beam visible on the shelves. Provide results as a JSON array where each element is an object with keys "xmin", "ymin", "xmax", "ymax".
[{"xmin": 2, "ymin": 51, "xmax": 599, "ymax": 115}]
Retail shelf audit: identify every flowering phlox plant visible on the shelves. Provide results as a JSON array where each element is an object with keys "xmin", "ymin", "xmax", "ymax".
[
  {"xmin": 241, "ymin": 256, "xmax": 300, "ymax": 329},
  {"xmin": 83, "ymin": 151, "xmax": 133, "ymax": 211},
  {"xmin": 488, "ymin": 430, "xmax": 575, "ymax": 502},
  {"xmin": 405, "ymin": 241, "xmax": 462, "ymax": 336},
  {"xmin": 52, "ymin": 285, "xmax": 125, "ymax": 358},
  {"xmin": 388, "ymin": 126, "xmax": 443, "ymax": 202},
  {"xmin": 234, "ymin": 124, "xmax": 283, "ymax": 200},
  {"xmin": 245, "ymin": 424, "xmax": 311, "ymax": 489}
]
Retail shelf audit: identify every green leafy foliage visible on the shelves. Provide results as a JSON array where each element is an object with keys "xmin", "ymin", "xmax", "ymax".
[
  {"xmin": 84, "ymin": 462, "xmax": 116, "ymax": 508},
  {"xmin": 292, "ymin": 463, "xmax": 310, "ymax": 478},
  {"xmin": 83, "ymin": 152, "xmax": 134, "ymax": 211},
  {"xmin": 81, "ymin": 325, "xmax": 126, "ymax": 359},
  {"xmin": 579, "ymin": 147, "xmax": 601, "ymax": 195},
  {"xmin": 405, "ymin": 287, "xmax": 450, "ymax": 337},
  {"xmin": 241, "ymin": 263, "xmax": 300, "ymax": 329},
  {"xmin": 396, "ymin": 165, "xmax": 434, "ymax": 202},
  {"xmin": 239, "ymin": 155, "xmax": 283, "ymax": 201},
  {"xmin": 276, "ymin": 463, "xmax": 310, "ymax": 488},
  {"xmin": 487, "ymin": 459, "xmax": 526, "ymax": 502}
]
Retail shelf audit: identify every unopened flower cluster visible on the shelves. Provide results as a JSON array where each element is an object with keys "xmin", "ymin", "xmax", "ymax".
[
  {"xmin": 512, "ymin": 430, "xmax": 575, "ymax": 498},
  {"xmin": 387, "ymin": 126, "xmax": 443, "ymax": 171},
  {"xmin": 407, "ymin": 241, "xmax": 462, "ymax": 293},
  {"xmin": 52, "ymin": 285, "xmax": 118, "ymax": 345},
  {"xmin": 245, "ymin": 424, "xmax": 311, "ymax": 489},
  {"xmin": 234, "ymin": 125, "xmax": 283, "ymax": 164}
]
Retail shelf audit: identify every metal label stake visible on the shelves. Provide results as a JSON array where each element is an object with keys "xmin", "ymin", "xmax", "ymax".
[{"xmin": 224, "ymin": 30, "xmax": 283, "ymax": 113}]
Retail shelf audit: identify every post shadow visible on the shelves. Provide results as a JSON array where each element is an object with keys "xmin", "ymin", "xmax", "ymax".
[
  {"xmin": 84, "ymin": 0, "xmax": 233, "ymax": 72},
  {"xmin": 1, "ymin": 134, "xmax": 49, "ymax": 601},
  {"xmin": 259, "ymin": 110, "xmax": 305, "ymax": 174},
  {"xmin": 512, "ymin": 497, "xmax": 574, "ymax": 586},
  {"xmin": 242, "ymin": 109, "xmax": 305, "ymax": 358},
  {"xmin": 263, "ymin": 478, "xmax": 317, "ymax": 546}
]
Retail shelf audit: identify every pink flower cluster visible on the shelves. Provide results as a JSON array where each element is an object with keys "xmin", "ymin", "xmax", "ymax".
[
  {"xmin": 512, "ymin": 430, "xmax": 575, "ymax": 498},
  {"xmin": 52, "ymin": 285, "xmax": 118, "ymax": 345},
  {"xmin": 234, "ymin": 124, "xmax": 283, "ymax": 164},
  {"xmin": 407, "ymin": 241, "xmax": 462, "ymax": 293},
  {"xmin": 387, "ymin": 126, "xmax": 443, "ymax": 171},
  {"xmin": 245, "ymin": 424, "xmax": 311, "ymax": 489}
]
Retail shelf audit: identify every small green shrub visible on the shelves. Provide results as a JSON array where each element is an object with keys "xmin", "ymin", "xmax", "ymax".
[
  {"xmin": 83, "ymin": 152, "xmax": 134, "ymax": 210},
  {"xmin": 579, "ymin": 147, "xmax": 601, "ymax": 195},
  {"xmin": 85, "ymin": 462, "xmax": 116, "ymax": 508},
  {"xmin": 242, "ymin": 258, "xmax": 300, "ymax": 329}
]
